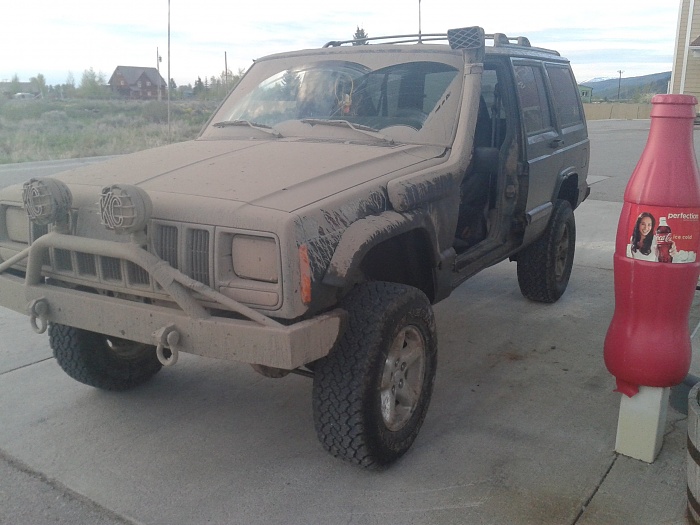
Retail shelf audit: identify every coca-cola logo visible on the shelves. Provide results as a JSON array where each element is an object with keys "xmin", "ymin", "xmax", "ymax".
[{"xmin": 656, "ymin": 233, "xmax": 672, "ymax": 243}]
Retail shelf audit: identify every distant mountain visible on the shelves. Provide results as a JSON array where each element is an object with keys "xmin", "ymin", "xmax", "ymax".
[
  {"xmin": 582, "ymin": 76, "xmax": 616, "ymax": 84},
  {"xmin": 580, "ymin": 72, "xmax": 671, "ymax": 101}
]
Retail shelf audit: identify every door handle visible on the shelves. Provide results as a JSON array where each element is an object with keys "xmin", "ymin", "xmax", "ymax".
[{"xmin": 549, "ymin": 138, "xmax": 564, "ymax": 149}]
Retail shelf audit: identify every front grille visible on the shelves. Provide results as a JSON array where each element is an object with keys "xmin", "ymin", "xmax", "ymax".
[
  {"xmin": 153, "ymin": 222, "xmax": 213, "ymax": 287},
  {"xmin": 31, "ymin": 223, "xmax": 49, "ymax": 242},
  {"xmin": 54, "ymin": 249, "xmax": 73, "ymax": 271},
  {"xmin": 155, "ymin": 224, "xmax": 179, "ymax": 269},
  {"xmin": 38, "ymin": 221, "xmax": 214, "ymax": 298},
  {"xmin": 76, "ymin": 252, "xmax": 97, "ymax": 276},
  {"xmin": 188, "ymin": 229, "xmax": 210, "ymax": 284},
  {"xmin": 101, "ymin": 256, "xmax": 122, "ymax": 281},
  {"xmin": 127, "ymin": 261, "xmax": 150, "ymax": 286}
]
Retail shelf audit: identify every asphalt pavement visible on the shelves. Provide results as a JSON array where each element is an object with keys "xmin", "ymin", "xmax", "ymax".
[{"xmin": 0, "ymin": 121, "xmax": 698, "ymax": 525}]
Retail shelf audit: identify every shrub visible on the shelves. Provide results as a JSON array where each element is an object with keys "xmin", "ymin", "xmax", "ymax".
[{"xmin": 0, "ymin": 99, "xmax": 218, "ymax": 164}]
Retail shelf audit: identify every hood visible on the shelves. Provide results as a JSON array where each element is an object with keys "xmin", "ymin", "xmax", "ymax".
[{"xmin": 54, "ymin": 138, "xmax": 446, "ymax": 213}]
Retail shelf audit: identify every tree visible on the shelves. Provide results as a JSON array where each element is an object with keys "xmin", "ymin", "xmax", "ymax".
[
  {"xmin": 9, "ymin": 74, "xmax": 21, "ymax": 96},
  {"xmin": 229, "ymin": 67, "xmax": 246, "ymax": 88},
  {"xmin": 281, "ymin": 70, "xmax": 300, "ymax": 98},
  {"xmin": 353, "ymin": 26, "xmax": 368, "ymax": 45},
  {"xmin": 78, "ymin": 67, "xmax": 107, "ymax": 99},
  {"xmin": 30, "ymin": 73, "xmax": 47, "ymax": 98},
  {"xmin": 193, "ymin": 76, "xmax": 204, "ymax": 94},
  {"xmin": 61, "ymin": 72, "xmax": 77, "ymax": 99}
]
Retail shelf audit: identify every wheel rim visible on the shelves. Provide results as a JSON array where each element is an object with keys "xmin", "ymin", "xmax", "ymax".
[
  {"xmin": 380, "ymin": 325, "xmax": 426, "ymax": 432},
  {"xmin": 554, "ymin": 223, "xmax": 571, "ymax": 281}
]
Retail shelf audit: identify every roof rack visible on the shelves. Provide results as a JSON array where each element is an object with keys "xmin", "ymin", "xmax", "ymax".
[
  {"xmin": 323, "ymin": 33, "xmax": 447, "ymax": 48},
  {"xmin": 323, "ymin": 27, "xmax": 559, "ymax": 56}
]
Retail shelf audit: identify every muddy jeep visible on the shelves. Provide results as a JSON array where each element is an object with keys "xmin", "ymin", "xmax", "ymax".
[{"xmin": 0, "ymin": 27, "xmax": 588, "ymax": 468}]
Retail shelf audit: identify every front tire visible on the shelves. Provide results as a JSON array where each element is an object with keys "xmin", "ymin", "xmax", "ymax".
[
  {"xmin": 312, "ymin": 282, "xmax": 438, "ymax": 469},
  {"xmin": 49, "ymin": 323, "xmax": 162, "ymax": 390},
  {"xmin": 517, "ymin": 199, "xmax": 576, "ymax": 303}
]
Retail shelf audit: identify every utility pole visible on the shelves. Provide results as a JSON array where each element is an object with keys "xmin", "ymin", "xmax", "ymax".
[
  {"xmin": 156, "ymin": 47, "xmax": 162, "ymax": 101},
  {"xmin": 617, "ymin": 70, "xmax": 624, "ymax": 101},
  {"xmin": 167, "ymin": 0, "xmax": 171, "ymax": 141}
]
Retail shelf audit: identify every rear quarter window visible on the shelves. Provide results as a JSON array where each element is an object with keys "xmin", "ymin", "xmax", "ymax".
[{"xmin": 545, "ymin": 65, "xmax": 583, "ymax": 128}]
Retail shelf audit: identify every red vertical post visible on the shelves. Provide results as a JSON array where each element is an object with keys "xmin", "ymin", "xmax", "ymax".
[{"xmin": 604, "ymin": 94, "xmax": 700, "ymax": 397}]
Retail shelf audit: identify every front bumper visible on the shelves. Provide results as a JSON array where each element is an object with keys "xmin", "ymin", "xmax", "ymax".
[{"xmin": 0, "ymin": 233, "xmax": 343, "ymax": 369}]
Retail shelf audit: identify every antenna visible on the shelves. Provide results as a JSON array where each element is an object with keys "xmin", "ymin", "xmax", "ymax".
[{"xmin": 418, "ymin": 0, "xmax": 422, "ymax": 43}]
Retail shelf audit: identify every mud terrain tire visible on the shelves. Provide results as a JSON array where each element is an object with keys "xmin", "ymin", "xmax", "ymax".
[
  {"xmin": 312, "ymin": 282, "xmax": 437, "ymax": 469},
  {"xmin": 516, "ymin": 199, "xmax": 576, "ymax": 303},
  {"xmin": 49, "ymin": 323, "xmax": 162, "ymax": 390}
]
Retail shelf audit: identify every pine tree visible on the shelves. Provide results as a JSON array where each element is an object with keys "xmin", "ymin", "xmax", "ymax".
[{"xmin": 353, "ymin": 26, "xmax": 368, "ymax": 45}]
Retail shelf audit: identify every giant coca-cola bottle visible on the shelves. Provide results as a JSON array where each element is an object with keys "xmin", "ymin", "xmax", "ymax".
[{"xmin": 604, "ymin": 94, "xmax": 700, "ymax": 397}]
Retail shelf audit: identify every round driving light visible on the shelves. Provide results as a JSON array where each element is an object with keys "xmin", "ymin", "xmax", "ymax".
[
  {"xmin": 22, "ymin": 178, "xmax": 73, "ymax": 226},
  {"xmin": 99, "ymin": 184, "xmax": 152, "ymax": 234}
]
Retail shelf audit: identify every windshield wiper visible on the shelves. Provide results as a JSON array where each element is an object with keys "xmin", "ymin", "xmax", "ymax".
[
  {"xmin": 212, "ymin": 120, "xmax": 282, "ymax": 138},
  {"xmin": 300, "ymin": 119, "xmax": 393, "ymax": 144}
]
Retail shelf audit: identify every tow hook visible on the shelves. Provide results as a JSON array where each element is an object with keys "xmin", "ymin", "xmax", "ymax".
[
  {"xmin": 154, "ymin": 324, "xmax": 181, "ymax": 366},
  {"xmin": 28, "ymin": 298, "xmax": 49, "ymax": 334}
]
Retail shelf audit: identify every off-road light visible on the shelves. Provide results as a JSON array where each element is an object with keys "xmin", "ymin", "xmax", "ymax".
[
  {"xmin": 99, "ymin": 184, "xmax": 152, "ymax": 234},
  {"xmin": 22, "ymin": 177, "xmax": 72, "ymax": 226}
]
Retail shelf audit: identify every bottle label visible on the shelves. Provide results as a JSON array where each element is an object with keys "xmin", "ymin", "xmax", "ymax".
[{"xmin": 625, "ymin": 205, "xmax": 700, "ymax": 263}]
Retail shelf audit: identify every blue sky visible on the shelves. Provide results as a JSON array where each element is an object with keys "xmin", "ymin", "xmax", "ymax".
[{"xmin": 2, "ymin": 1, "xmax": 679, "ymax": 87}]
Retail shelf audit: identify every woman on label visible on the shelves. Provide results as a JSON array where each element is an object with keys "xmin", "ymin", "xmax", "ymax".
[{"xmin": 626, "ymin": 212, "xmax": 658, "ymax": 261}]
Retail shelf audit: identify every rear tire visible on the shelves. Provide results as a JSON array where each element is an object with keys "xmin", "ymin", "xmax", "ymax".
[
  {"xmin": 312, "ymin": 282, "xmax": 437, "ymax": 469},
  {"xmin": 517, "ymin": 199, "xmax": 576, "ymax": 303},
  {"xmin": 49, "ymin": 323, "xmax": 162, "ymax": 390}
]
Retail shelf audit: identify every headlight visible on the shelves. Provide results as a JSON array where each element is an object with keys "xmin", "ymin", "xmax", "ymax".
[
  {"xmin": 99, "ymin": 184, "xmax": 152, "ymax": 234},
  {"xmin": 5, "ymin": 207, "xmax": 30, "ymax": 243},
  {"xmin": 22, "ymin": 178, "xmax": 72, "ymax": 226},
  {"xmin": 231, "ymin": 235, "xmax": 278, "ymax": 283}
]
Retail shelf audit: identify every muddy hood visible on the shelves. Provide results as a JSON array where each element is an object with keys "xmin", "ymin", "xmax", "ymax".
[{"xmin": 55, "ymin": 139, "xmax": 446, "ymax": 213}]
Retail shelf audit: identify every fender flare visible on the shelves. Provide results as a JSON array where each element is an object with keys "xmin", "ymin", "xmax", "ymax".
[
  {"xmin": 553, "ymin": 168, "xmax": 581, "ymax": 208},
  {"xmin": 322, "ymin": 210, "xmax": 438, "ymax": 289}
]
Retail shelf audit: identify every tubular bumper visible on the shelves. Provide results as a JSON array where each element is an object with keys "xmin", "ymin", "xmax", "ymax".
[{"xmin": 0, "ymin": 233, "xmax": 343, "ymax": 369}]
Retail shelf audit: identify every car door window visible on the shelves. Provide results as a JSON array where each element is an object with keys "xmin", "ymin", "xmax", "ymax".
[{"xmin": 513, "ymin": 64, "xmax": 553, "ymax": 135}]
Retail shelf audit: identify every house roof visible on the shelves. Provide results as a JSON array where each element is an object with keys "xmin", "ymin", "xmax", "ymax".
[{"xmin": 109, "ymin": 66, "xmax": 166, "ymax": 87}]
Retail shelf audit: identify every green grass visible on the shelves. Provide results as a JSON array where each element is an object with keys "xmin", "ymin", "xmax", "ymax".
[{"xmin": 0, "ymin": 98, "xmax": 219, "ymax": 164}]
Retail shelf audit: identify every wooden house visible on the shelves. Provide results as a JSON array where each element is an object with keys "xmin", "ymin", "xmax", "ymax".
[{"xmin": 109, "ymin": 66, "xmax": 166, "ymax": 99}]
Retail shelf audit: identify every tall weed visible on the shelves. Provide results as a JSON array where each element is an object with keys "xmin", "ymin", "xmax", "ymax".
[{"xmin": 0, "ymin": 98, "xmax": 217, "ymax": 164}]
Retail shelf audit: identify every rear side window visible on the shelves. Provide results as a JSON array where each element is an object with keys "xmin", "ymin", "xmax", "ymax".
[
  {"xmin": 513, "ymin": 64, "xmax": 553, "ymax": 135},
  {"xmin": 545, "ymin": 65, "xmax": 583, "ymax": 127}
]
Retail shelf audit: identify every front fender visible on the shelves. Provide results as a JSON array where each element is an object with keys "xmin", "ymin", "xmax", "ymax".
[{"xmin": 322, "ymin": 210, "xmax": 437, "ymax": 288}]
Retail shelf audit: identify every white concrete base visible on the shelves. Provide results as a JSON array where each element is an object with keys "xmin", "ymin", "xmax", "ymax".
[{"xmin": 615, "ymin": 386, "xmax": 670, "ymax": 463}]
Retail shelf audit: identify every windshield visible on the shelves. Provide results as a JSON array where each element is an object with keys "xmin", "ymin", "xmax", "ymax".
[{"xmin": 203, "ymin": 56, "xmax": 461, "ymax": 145}]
